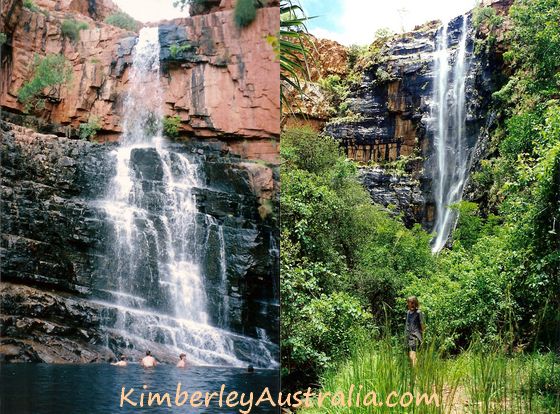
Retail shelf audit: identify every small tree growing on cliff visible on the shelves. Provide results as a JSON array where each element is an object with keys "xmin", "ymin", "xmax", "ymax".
[
  {"xmin": 17, "ymin": 54, "xmax": 73, "ymax": 113},
  {"xmin": 61, "ymin": 19, "xmax": 89, "ymax": 43},
  {"xmin": 163, "ymin": 115, "xmax": 182, "ymax": 138},
  {"xmin": 78, "ymin": 117, "xmax": 101, "ymax": 140}
]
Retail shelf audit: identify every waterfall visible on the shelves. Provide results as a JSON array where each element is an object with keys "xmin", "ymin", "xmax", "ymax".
[
  {"xmin": 430, "ymin": 15, "xmax": 470, "ymax": 253},
  {"xmin": 96, "ymin": 27, "xmax": 276, "ymax": 367}
]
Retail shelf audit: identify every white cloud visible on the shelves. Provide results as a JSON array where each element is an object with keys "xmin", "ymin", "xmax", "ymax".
[
  {"xmin": 113, "ymin": 0, "xmax": 188, "ymax": 23},
  {"xmin": 310, "ymin": 0, "xmax": 479, "ymax": 45}
]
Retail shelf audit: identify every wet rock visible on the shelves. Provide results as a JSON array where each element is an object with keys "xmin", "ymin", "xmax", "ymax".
[
  {"xmin": 0, "ymin": 121, "xmax": 279, "ymax": 362},
  {"xmin": 321, "ymin": 11, "xmax": 505, "ymax": 229},
  {"xmin": 359, "ymin": 167, "xmax": 426, "ymax": 228}
]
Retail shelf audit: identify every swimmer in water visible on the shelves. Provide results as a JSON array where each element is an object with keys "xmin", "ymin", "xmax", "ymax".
[
  {"xmin": 111, "ymin": 355, "xmax": 127, "ymax": 367},
  {"xmin": 176, "ymin": 353, "xmax": 187, "ymax": 368},
  {"xmin": 140, "ymin": 350, "xmax": 157, "ymax": 368}
]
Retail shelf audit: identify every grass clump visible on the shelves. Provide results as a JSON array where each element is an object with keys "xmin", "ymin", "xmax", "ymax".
[
  {"xmin": 61, "ymin": 19, "xmax": 88, "ymax": 42},
  {"xmin": 78, "ymin": 117, "xmax": 101, "ymax": 140},
  {"xmin": 104, "ymin": 12, "xmax": 138, "ymax": 32},
  {"xmin": 304, "ymin": 337, "xmax": 559, "ymax": 413},
  {"xmin": 234, "ymin": 0, "xmax": 257, "ymax": 28},
  {"xmin": 17, "ymin": 54, "xmax": 72, "ymax": 113},
  {"xmin": 162, "ymin": 115, "xmax": 182, "ymax": 137}
]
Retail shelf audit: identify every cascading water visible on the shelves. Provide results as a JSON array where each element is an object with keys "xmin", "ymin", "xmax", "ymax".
[
  {"xmin": 95, "ymin": 27, "xmax": 276, "ymax": 367},
  {"xmin": 430, "ymin": 15, "xmax": 471, "ymax": 253}
]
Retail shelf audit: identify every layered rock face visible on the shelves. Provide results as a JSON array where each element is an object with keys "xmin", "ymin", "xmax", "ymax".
[
  {"xmin": 282, "ymin": 36, "xmax": 349, "ymax": 125},
  {"xmin": 1, "ymin": 0, "xmax": 279, "ymax": 161},
  {"xmin": 1, "ymin": 120, "xmax": 279, "ymax": 363},
  {"xmin": 311, "ymin": 3, "xmax": 509, "ymax": 230}
]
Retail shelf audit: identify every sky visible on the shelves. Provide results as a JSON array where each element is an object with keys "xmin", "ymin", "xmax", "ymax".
[
  {"xmin": 113, "ymin": 0, "xmax": 188, "ymax": 23},
  {"xmin": 303, "ymin": 0, "xmax": 479, "ymax": 46}
]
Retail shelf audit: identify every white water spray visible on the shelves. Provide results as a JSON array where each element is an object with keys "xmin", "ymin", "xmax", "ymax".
[
  {"xmin": 431, "ymin": 15, "xmax": 470, "ymax": 253},
  {"xmin": 98, "ymin": 27, "xmax": 276, "ymax": 367}
]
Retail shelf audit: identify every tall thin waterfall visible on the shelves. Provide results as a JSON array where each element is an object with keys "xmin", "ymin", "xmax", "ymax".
[
  {"xmin": 431, "ymin": 15, "xmax": 470, "ymax": 253},
  {"xmin": 97, "ymin": 27, "xmax": 275, "ymax": 367}
]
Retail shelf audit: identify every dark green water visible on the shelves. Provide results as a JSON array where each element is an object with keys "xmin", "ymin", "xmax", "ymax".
[{"xmin": 0, "ymin": 364, "xmax": 280, "ymax": 413}]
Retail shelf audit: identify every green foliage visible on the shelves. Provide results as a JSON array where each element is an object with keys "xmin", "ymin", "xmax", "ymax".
[
  {"xmin": 375, "ymin": 66, "xmax": 393, "ymax": 83},
  {"xmin": 23, "ymin": 0, "xmax": 39, "ymax": 12},
  {"xmin": 0, "ymin": 32, "xmax": 7, "ymax": 46},
  {"xmin": 104, "ymin": 12, "xmax": 138, "ymax": 32},
  {"xmin": 279, "ymin": 0, "xmax": 313, "ymax": 113},
  {"xmin": 473, "ymin": 6, "xmax": 503, "ymax": 55},
  {"xmin": 374, "ymin": 27, "xmax": 393, "ymax": 40},
  {"xmin": 169, "ymin": 42, "xmax": 192, "ymax": 59},
  {"xmin": 501, "ymin": 0, "xmax": 560, "ymax": 102},
  {"xmin": 318, "ymin": 75, "xmax": 351, "ymax": 117},
  {"xmin": 78, "ymin": 117, "xmax": 101, "ymax": 140},
  {"xmin": 162, "ymin": 115, "xmax": 181, "ymax": 137},
  {"xmin": 61, "ymin": 19, "xmax": 88, "ymax": 42},
  {"xmin": 17, "ymin": 54, "xmax": 72, "ymax": 113},
  {"xmin": 473, "ymin": 6, "xmax": 503, "ymax": 31},
  {"xmin": 450, "ymin": 201, "xmax": 484, "ymax": 248},
  {"xmin": 346, "ymin": 44, "xmax": 367, "ymax": 70},
  {"xmin": 281, "ymin": 127, "xmax": 435, "ymax": 385},
  {"xmin": 234, "ymin": 0, "xmax": 257, "ymax": 27}
]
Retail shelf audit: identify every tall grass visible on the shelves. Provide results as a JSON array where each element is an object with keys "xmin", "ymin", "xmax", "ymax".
[{"xmin": 303, "ymin": 337, "xmax": 559, "ymax": 413}]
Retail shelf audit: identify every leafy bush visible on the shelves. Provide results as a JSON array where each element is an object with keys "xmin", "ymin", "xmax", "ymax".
[
  {"xmin": 61, "ymin": 19, "xmax": 88, "ymax": 42},
  {"xmin": 281, "ymin": 127, "xmax": 435, "ymax": 386},
  {"xmin": 0, "ymin": 32, "xmax": 7, "ymax": 46},
  {"xmin": 318, "ymin": 74, "xmax": 351, "ymax": 116},
  {"xmin": 78, "ymin": 117, "xmax": 101, "ymax": 140},
  {"xmin": 17, "ymin": 54, "xmax": 72, "ymax": 113},
  {"xmin": 234, "ymin": 0, "xmax": 256, "ymax": 27},
  {"xmin": 473, "ymin": 6, "xmax": 503, "ymax": 31},
  {"xmin": 169, "ymin": 42, "xmax": 193, "ymax": 59},
  {"xmin": 104, "ymin": 12, "xmax": 138, "ymax": 32},
  {"xmin": 162, "ymin": 115, "xmax": 181, "ymax": 137}
]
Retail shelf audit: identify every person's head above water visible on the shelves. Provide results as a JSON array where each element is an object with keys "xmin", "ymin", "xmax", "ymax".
[
  {"xmin": 179, "ymin": 353, "xmax": 186, "ymax": 360},
  {"xmin": 120, "ymin": 355, "xmax": 126, "ymax": 361},
  {"xmin": 407, "ymin": 296, "xmax": 419, "ymax": 311},
  {"xmin": 247, "ymin": 365, "xmax": 254, "ymax": 373},
  {"xmin": 145, "ymin": 350, "xmax": 151, "ymax": 356}
]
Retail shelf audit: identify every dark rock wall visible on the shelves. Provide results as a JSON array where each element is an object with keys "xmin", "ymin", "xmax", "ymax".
[
  {"xmin": 326, "ymin": 14, "xmax": 502, "ymax": 230},
  {"xmin": 0, "ymin": 121, "xmax": 279, "ymax": 362}
]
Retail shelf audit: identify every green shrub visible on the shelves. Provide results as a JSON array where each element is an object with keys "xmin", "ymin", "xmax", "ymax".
[
  {"xmin": 17, "ymin": 54, "xmax": 72, "ymax": 113},
  {"xmin": 169, "ymin": 42, "xmax": 193, "ymax": 59},
  {"xmin": 318, "ymin": 74, "xmax": 351, "ymax": 116},
  {"xmin": 162, "ymin": 115, "xmax": 181, "ymax": 137},
  {"xmin": 281, "ymin": 127, "xmax": 436, "ymax": 386},
  {"xmin": 104, "ymin": 12, "xmax": 138, "ymax": 32},
  {"xmin": 78, "ymin": 117, "xmax": 101, "ymax": 140},
  {"xmin": 23, "ymin": 0, "xmax": 39, "ymax": 12},
  {"xmin": 61, "ymin": 19, "xmax": 88, "ymax": 42},
  {"xmin": 234, "ymin": 0, "xmax": 256, "ymax": 28},
  {"xmin": 287, "ymin": 291, "xmax": 372, "ymax": 375},
  {"xmin": 473, "ymin": 5, "xmax": 503, "ymax": 31},
  {"xmin": 0, "ymin": 32, "xmax": 7, "ymax": 46}
]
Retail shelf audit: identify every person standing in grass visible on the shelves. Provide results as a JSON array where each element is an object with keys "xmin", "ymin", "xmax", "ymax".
[{"xmin": 405, "ymin": 296, "xmax": 425, "ymax": 367}]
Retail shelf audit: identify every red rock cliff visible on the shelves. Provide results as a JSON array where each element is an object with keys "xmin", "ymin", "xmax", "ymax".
[{"xmin": 1, "ymin": 0, "xmax": 280, "ymax": 162}]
